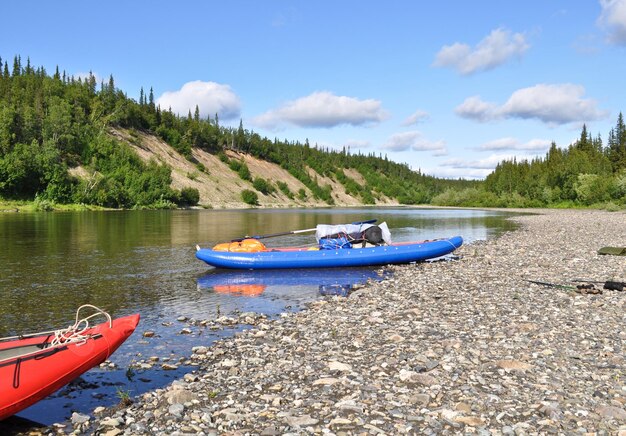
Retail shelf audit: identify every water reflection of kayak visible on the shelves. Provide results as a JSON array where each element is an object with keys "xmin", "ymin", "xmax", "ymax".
[
  {"xmin": 197, "ymin": 268, "xmax": 384, "ymax": 297},
  {"xmin": 213, "ymin": 284, "xmax": 267, "ymax": 296},
  {"xmin": 198, "ymin": 268, "xmax": 382, "ymax": 287}
]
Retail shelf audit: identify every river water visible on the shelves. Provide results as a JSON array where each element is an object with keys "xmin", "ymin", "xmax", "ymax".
[{"xmin": 0, "ymin": 207, "xmax": 518, "ymax": 426}]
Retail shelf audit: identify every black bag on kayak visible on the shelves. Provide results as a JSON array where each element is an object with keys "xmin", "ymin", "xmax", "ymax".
[{"xmin": 363, "ymin": 226, "xmax": 383, "ymax": 244}]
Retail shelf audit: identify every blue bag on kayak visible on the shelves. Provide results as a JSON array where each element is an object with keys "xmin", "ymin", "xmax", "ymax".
[{"xmin": 319, "ymin": 236, "xmax": 351, "ymax": 250}]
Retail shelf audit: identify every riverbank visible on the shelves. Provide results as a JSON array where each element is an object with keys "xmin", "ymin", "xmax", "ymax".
[
  {"xmin": 25, "ymin": 210, "xmax": 626, "ymax": 434},
  {"xmin": 2, "ymin": 198, "xmax": 623, "ymax": 214},
  {"xmin": 0, "ymin": 200, "xmax": 111, "ymax": 213}
]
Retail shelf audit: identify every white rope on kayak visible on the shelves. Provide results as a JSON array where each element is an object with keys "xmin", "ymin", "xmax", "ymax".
[
  {"xmin": 0, "ymin": 306, "xmax": 113, "ymax": 364},
  {"xmin": 0, "ymin": 304, "xmax": 113, "ymax": 344},
  {"xmin": 50, "ymin": 304, "xmax": 112, "ymax": 347},
  {"xmin": 443, "ymin": 238, "xmax": 459, "ymax": 250}
]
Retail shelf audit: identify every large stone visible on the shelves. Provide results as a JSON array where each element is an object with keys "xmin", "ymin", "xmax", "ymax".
[
  {"xmin": 165, "ymin": 388, "xmax": 198, "ymax": 405},
  {"xmin": 221, "ymin": 358, "xmax": 237, "ymax": 367},
  {"xmin": 100, "ymin": 417, "xmax": 122, "ymax": 427},
  {"xmin": 335, "ymin": 399, "xmax": 364, "ymax": 413},
  {"xmin": 597, "ymin": 406, "xmax": 626, "ymax": 421},
  {"xmin": 329, "ymin": 417, "xmax": 353, "ymax": 427},
  {"xmin": 192, "ymin": 346, "xmax": 208, "ymax": 355},
  {"xmin": 168, "ymin": 403, "xmax": 185, "ymax": 417},
  {"xmin": 312, "ymin": 377, "xmax": 342, "ymax": 386},
  {"xmin": 328, "ymin": 360, "xmax": 352, "ymax": 372},
  {"xmin": 71, "ymin": 412, "xmax": 90, "ymax": 425},
  {"xmin": 284, "ymin": 415, "xmax": 319, "ymax": 427}
]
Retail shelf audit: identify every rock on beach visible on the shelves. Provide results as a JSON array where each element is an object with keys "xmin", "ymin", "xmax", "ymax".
[{"xmin": 62, "ymin": 210, "xmax": 626, "ymax": 434}]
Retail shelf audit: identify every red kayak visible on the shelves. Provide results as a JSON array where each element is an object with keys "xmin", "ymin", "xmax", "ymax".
[{"xmin": 0, "ymin": 305, "xmax": 139, "ymax": 420}]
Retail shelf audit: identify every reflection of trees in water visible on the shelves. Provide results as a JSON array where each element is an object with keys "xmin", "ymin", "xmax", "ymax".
[
  {"xmin": 0, "ymin": 208, "xmax": 518, "ymax": 335},
  {"xmin": 0, "ymin": 211, "xmax": 182, "ymax": 334}
]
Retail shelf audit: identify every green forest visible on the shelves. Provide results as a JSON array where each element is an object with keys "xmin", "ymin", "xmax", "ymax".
[
  {"xmin": 434, "ymin": 119, "xmax": 626, "ymax": 209},
  {"xmin": 1, "ymin": 55, "xmax": 625, "ymax": 210}
]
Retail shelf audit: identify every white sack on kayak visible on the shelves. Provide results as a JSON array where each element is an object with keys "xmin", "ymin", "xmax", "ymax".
[
  {"xmin": 315, "ymin": 222, "xmax": 392, "ymax": 245},
  {"xmin": 378, "ymin": 222, "xmax": 392, "ymax": 245},
  {"xmin": 315, "ymin": 224, "xmax": 362, "ymax": 241}
]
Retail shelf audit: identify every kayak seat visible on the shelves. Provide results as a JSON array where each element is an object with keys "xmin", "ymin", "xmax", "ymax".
[{"xmin": 0, "ymin": 342, "xmax": 49, "ymax": 363}]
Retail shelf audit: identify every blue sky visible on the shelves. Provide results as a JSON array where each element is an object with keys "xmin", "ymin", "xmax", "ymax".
[{"xmin": 2, "ymin": 1, "xmax": 626, "ymax": 179}]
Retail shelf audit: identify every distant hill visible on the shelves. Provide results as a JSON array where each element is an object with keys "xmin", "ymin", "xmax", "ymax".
[{"xmin": 0, "ymin": 55, "xmax": 476, "ymax": 209}]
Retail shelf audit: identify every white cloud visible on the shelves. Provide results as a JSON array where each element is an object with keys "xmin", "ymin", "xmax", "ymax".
[
  {"xmin": 435, "ymin": 150, "xmax": 550, "ymax": 179},
  {"xmin": 156, "ymin": 80, "xmax": 241, "ymax": 120},
  {"xmin": 478, "ymin": 137, "xmax": 552, "ymax": 152},
  {"xmin": 455, "ymin": 84, "xmax": 607, "ymax": 125},
  {"xmin": 502, "ymin": 84, "xmax": 606, "ymax": 123},
  {"xmin": 441, "ymin": 154, "xmax": 514, "ymax": 170},
  {"xmin": 433, "ymin": 28, "xmax": 529, "ymax": 75},
  {"xmin": 402, "ymin": 110, "xmax": 430, "ymax": 126},
  {"xmin": 382, "ymin": 131, "xmax": 447, "ymax": 156},
  {"xmin": 414, "ymin": 138, "xmax": 448, "ymax": 156},
  {"xmin": 427, "ymin": 166, "xmax": 493, "ymax": 180},
  {"xmin": 432, "ymin": 154, "xmax": 510, "ymax": 179},
  {"xmin": 382, "ymin": 131, "xmax": 418, "ymax": 152},
  {"xmin": 523, "ymin": 139, "xmax": 553, "ymax": 151},
  {"xmin": 478, "ymin": 137, "xmax": 518, "ymax": 151},
  {"xmin": 598, "ymin": 0, "xmax": 626, "ymax": 45},
  {"xmin": 455, "ymin": 96, "xmax": 499, "ymax": 122},
  {"xmin": 252, "ymin": 91, "xmax": 388, "ymax": 129}
]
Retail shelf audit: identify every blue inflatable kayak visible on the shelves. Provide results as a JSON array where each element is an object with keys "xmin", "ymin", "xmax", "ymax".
[{"xmin": 196, "ymin": 236, "xmax": 463, "ymax": 270}]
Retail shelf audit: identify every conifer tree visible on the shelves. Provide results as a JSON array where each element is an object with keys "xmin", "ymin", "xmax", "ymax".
[
  {"xmin": 149, "ymin": 87, "xmax": 155, "ymax": 108},
  {"xmin": 609, "ymin": 112, "xmax": 626, "ymax": 170},
  {"xmin": 12, "ymin": 55, "xmax": 21, "ymax": 76},
  {"xmin": 86, "ymin": 72, "xmax": 95, "ymax": 94},
  {"xmin": 576, "ymin": 124, "xmax": 591, "ymax": 152},
  {"xmin": 194, "ymin": 105, "xmax": 200, "ymax": 122}
]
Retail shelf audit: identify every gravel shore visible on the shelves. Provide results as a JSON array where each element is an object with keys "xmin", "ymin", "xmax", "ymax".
[{"xmin": 58, "ymin": 210, "xmax": 626, "ymax": 434}]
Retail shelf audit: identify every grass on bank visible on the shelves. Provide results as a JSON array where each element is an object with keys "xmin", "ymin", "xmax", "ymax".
[
  {"xmin": 0, "ymin": 198, "xmax": 111, "ymax": 212},
  {"xmin": 0, "ymin": 196, "xmax": 215, "ymax": 212}
]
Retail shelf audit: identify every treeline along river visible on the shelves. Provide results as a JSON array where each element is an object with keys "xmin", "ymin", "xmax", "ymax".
[{"xmin": 0, "ymin": 207, "xmax": 518, "ymax": 426}]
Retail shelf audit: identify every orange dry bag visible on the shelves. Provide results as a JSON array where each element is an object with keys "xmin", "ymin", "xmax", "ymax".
[{"xmin": 212, "ymin": 238, "xmax": 266, "ymax": 252}]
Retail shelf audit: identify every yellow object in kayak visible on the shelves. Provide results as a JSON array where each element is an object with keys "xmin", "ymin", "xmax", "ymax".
[{"xmin": 213, "ymin": 238, "xmax": 267, "ymax": 252}]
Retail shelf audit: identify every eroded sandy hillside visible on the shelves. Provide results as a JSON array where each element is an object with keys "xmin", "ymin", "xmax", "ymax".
[{"xmin": 106, "ymin": 128, "xmax": 396, "ymax": 208}]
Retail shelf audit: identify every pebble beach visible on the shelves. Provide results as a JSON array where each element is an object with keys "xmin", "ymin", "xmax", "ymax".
[{"xmin": 44, "ymin": 210, "xmax": 626, "ymax": 434}]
